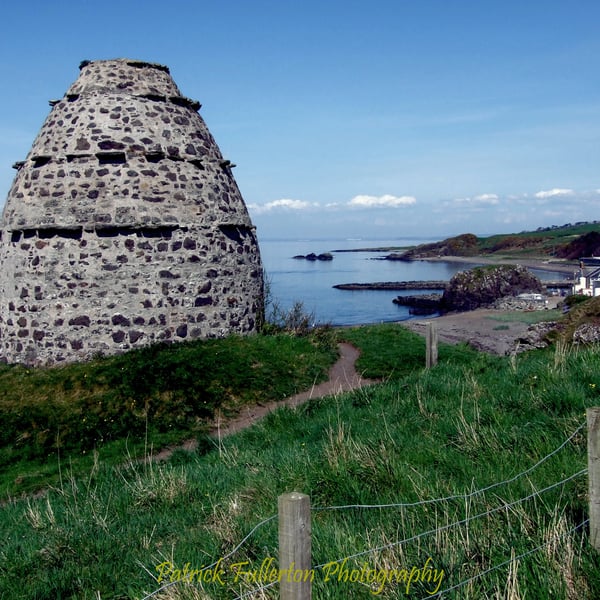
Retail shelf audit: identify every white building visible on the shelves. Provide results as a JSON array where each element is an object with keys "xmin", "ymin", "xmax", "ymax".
[{"xmin": 572, "ymin": 258, "xmax": 600, "ymax": 296}]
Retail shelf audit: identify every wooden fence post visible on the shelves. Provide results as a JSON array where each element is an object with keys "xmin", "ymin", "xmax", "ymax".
[
  {"xmin": 426, "ymin": 321, "xmax": 438, "ymax": 368},
  {"xmin": 588, "ymin": 408, "xmax": 600, "ymax": 551},
  {"xmin": 278, "ymin": 492, "xmax": 312, "ymax": 600}
]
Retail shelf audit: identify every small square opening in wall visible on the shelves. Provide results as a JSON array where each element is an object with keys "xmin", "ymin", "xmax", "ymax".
[
  {"xmin": 32, "ymin": 156, "xmax": 52, "ymax": 168},
  {"xmin": 145, "ymin": 151, "xmax": 165, "ymax": 163},
  {"xmin": 97, "ymin": 152, "xmax": 126, "ymax": 165}
]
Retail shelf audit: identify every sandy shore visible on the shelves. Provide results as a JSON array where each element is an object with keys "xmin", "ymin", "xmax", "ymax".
[
  {"xmin": 422, "ymin": 254, "xmax": 578, "ymax": 275},
  {"xmin": 353, "ymin": 254, "xmax": 572, "ymax": 355},
  {"xmin": 402, "ymin": 295, "xmax": 562, "ymax": 355},
  {"xmin": 397, "ymin": 255, "xmax": 572, "ymax": 355},
  {"xmin": 402, "ymin": 309, "xmax": 527, "ymax": 355}
]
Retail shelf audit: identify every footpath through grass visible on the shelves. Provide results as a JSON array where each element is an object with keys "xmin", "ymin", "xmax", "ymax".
[
  {"xmin": 0, "ymin": 329, "xmax": 338, "ymax": 497},
  {"xmin": 1, "ymin": 324, "xmax": 599, "ymax": 598}
]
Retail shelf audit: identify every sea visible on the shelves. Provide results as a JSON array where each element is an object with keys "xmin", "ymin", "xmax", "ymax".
[{"xmin": 258, "ymin": 238, "xmax": 572, "ymax": 327}]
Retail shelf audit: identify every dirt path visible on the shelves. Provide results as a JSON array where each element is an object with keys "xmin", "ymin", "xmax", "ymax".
[
  {"xmin": 150, "ymin": 343, "xmax": 379, "ymax": 459},
  {"xmin": 210, "ymin": 342, "xmax": 379, "ymax": 438},
  {"xmin": 154, "ymin": 299, "xmax": 557, "ymax": 459}
]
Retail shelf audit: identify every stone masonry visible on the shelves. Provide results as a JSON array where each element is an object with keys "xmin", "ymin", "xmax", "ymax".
[{"xmin": 0, "ymin": 59, "xmax": 264, "ymax": 365}]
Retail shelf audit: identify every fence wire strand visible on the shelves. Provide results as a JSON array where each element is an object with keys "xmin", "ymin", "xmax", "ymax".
[
  {"xmin": 140, "ymin": 421, "xmax": 587, "ymax": 599},
  {"xmin": 232, "ymin": 579, "xmax": 278, "ymax": 600},
  {"xmin": 417, "ymin": 518, "xmax": 590, "ymax": 599},
  {"xmin": 313, "ymin": 421, "xmax": 586, "ymax": 513},
  {"xmin": 140, "ymin": 514, "xmax": 277, "ymax": 600},
  {"xmin": 229, "ymin": 473, "xmax": 588, "ymax": 600},
  {"xmin": 312, "ymin": 469, "xmax": 587, "ymax": 571}
]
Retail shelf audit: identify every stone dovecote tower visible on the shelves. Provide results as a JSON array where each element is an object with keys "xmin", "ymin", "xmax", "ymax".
[{"xmin": 0, "ymin": 59, "xmax": 263, "ymax": 365}]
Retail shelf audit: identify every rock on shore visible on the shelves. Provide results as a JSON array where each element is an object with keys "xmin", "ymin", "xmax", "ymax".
[
  {"xmin": 392, "ymin": 265, "xmax": 545, "ymax": 314},
  {"xmin": 393, "ymin": 294, "xmax": 442, "ymax": 315},
  {"xmin": 442, "ymin": 264, "xmax": 543, "ymax": 311}
]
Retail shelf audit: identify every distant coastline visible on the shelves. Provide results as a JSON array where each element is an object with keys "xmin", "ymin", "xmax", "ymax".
[
  {"xmin": 418, "ymin": 254, "xmax": 577, "ymax": 275},
  {"xmin": 330, "ymin": 224, "xmax": 597, "ymax": 278},
  {"xmin": 332, "ymin": 246, "xmax": 411, "ymax": 253},
  {"xmin": 259, "ymin": 225, "xmax": 595, "ymax": 326}
]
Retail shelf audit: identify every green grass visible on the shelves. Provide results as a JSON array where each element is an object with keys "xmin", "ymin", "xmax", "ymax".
[
  {"xmin": 478, "ymin": 222, "xmax": 600, "ymax": 256},
  {"xmin": 0, "ymin": 330, "xmax": 338, "ymax": 497},
  {"xmin": 1, "ymin": 324, "xmax": 599, "ymax": 598},
  {"xmin": 485, "ymin": 308, "xmax": 563, "ymax": 325},
  {"xmin": 338, "ymin": 323, "xmax": 480, "ymax": 380}
]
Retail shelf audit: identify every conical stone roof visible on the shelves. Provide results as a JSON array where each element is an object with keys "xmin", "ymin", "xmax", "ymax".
[{"xmin": 0, "ymin": 59, "xmax": 263, "ymax": 365}]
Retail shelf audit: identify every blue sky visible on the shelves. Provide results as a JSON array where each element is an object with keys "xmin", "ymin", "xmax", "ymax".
[{"xmin": 0, "ymin": 0, "xmax": 598, "ymax": 241}]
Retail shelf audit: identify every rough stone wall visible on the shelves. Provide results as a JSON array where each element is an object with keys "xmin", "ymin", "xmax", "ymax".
[{"xmin": 0, "ymin": 59, "xmax": 263, "ymax": 365}]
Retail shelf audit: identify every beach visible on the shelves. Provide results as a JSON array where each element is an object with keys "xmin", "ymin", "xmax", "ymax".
[
  {"xmin": 421, "ymin": 254, "xmax": 578, "ymax": 275},
  {"xmin": 401, "ymin": 256, "xmax": 567, "ymax": 355}
]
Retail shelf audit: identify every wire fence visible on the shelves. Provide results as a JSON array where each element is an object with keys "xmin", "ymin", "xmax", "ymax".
[{"xmin": 141, "ymin": 419, "xmax": 590, "ymax": 599}]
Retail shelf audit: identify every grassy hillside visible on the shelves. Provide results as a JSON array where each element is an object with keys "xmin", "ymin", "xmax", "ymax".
[
  {"xmin": 479, "ymin": 222, "xmax": 600, "ymax": 257},
  {"xmin": 0, "ymin": 330, "xmax": 338, "ymax": 497},
  {"xmin": 397, "ymin": 221, "xmax": 600, "ymax": 260},
  {"xmin": 1, "ymin": 318, "xmax": 599, "ymax": 598}
]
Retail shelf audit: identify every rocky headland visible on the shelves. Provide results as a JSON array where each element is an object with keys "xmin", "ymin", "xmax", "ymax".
[
  {"xmin": 336, "ymin": 264, "xmax": 550, "ymax": 315},
  {"xmin": 386, "ymin": 233, "xmax": 480, "ymax": 260},
  {"xmin": 384, "ymin": 224, "xmax": 599, "ymax": 264}
]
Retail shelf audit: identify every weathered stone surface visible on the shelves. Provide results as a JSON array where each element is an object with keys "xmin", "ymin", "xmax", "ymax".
[
  {"xmin": 0, "ymin": 59, "xmax": 263, "ymax": 365},
  {"xmin": 572, "ymin": 322, "xmax": 600, "ymax": 345},
  {"xmin": 512, "ymin": 321, "xmax": 559, "ymax": 353}
]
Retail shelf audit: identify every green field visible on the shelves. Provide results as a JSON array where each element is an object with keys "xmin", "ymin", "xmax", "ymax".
[
  {"xmin": 1, "ymin": 313, "xmax": 599, "ymax": 598},
  {"xmin": 390, "ymin": 221, "xmax": 600, "ymax": 261}
]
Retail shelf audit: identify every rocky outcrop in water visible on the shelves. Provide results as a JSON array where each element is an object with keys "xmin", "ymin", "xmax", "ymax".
[
  {"xmin": 293, "ymin": 253, "xmax": 333, "ymax": 261},
  {"xmin": 442, "ymin": 265, "xmax": 543, "ymax": 312},
  {"xmin": 334, "ymin": 280, "xmax": 446, "ymax": 290},
  {"xmin": 393, "ymin": 294, "xmax": 442, "ymax": 315}
]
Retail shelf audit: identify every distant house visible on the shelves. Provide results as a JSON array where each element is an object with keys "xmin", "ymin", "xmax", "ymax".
[{"xmin": 573, "ymin": 258, "xmax": 600, "ymax": 296}]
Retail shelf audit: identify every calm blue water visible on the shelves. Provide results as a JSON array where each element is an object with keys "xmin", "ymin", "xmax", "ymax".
[{"xmin": 258, "ymin": 238, "xmax": 571, "ymax": 326}]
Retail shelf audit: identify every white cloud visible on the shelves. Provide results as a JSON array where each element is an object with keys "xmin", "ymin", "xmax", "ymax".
[
  {"xmin": 453, "ymin": 193, "xmax": 499, "ymax": 206},
  {"xmin": 249, "ymin": 193, "xmax": 417, "ymax": 215},
  {"xmin": 248, "ymin": 198, "xmax": 317, "ymax": 214},
  {"xmin": 534, "ymin": 188, "xmax": 575, "ymax": 199},
  {"xmin": 347, "ymin": 194, "xmax": 416, "ymax": 208},
  {"xmin": 474, "ymin": 193, "xmax": 499, "ymax": 204}
]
